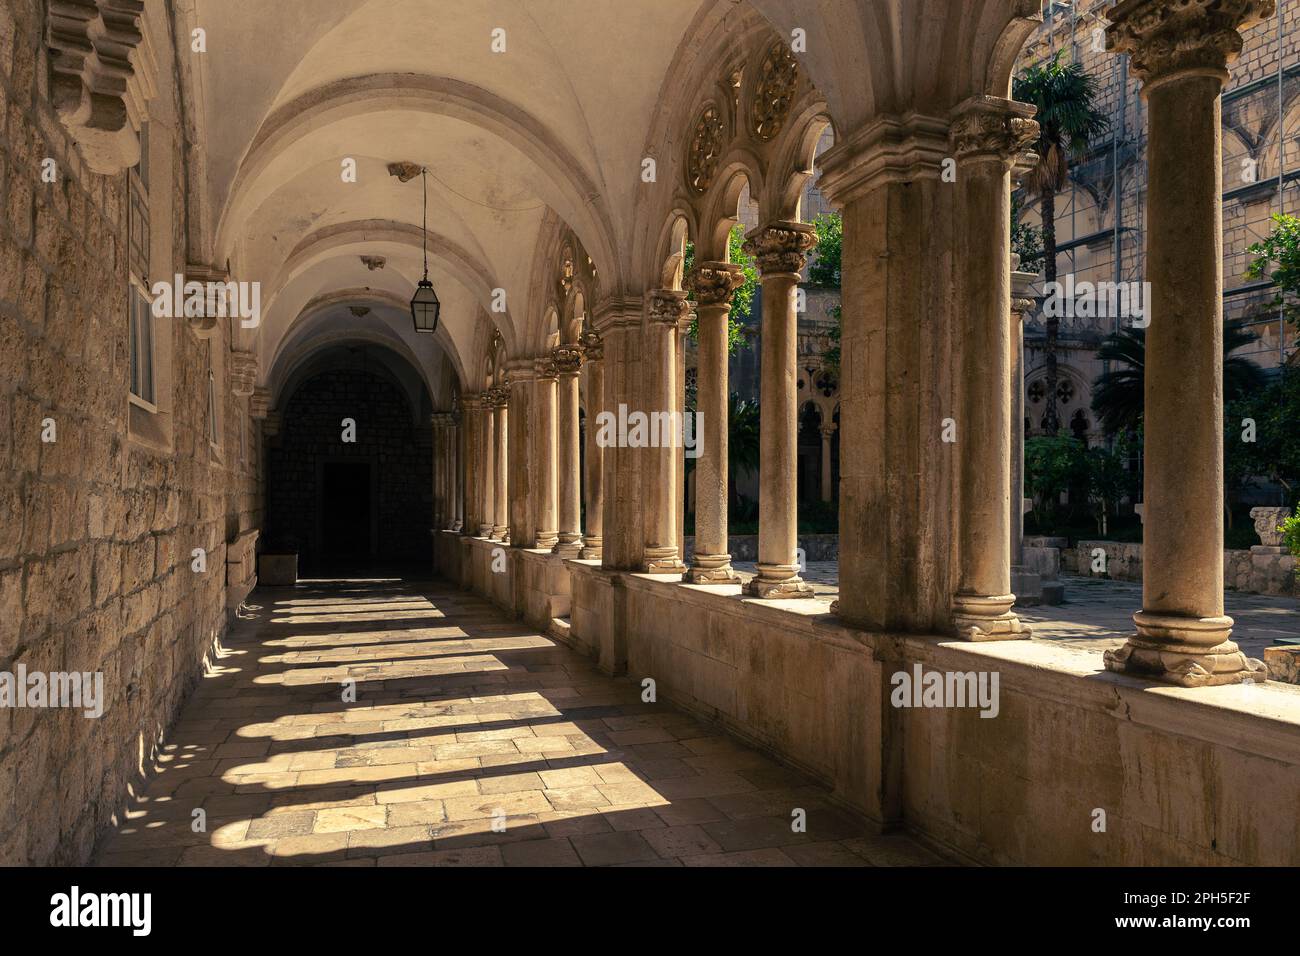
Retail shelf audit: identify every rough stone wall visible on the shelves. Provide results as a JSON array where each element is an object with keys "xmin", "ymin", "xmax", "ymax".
[
  {"xmin": 1063, "ymin": 540, "xmax": 1298, "ymax": 597},
  {"xmin": 265, "ymin": 370, "xmax": 432, "ymax": 565},
  {"xmin": 0, "ymin": 0, "xmax": 258, "ymax": 864}
]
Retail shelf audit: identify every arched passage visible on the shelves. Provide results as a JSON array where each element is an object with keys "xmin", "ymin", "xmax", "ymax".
[{"xmin": 264, "ymin": 342, "xmax": 434, "ymax": 573}]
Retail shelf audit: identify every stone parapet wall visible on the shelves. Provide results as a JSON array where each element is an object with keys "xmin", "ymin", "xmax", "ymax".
[
  {"xmin": 564, "ymin": 564, "xmax": 1300, "ymax": 865},
  {"xmin": 1062, "ymin": 541, "xmax": 1298, "ymax": 597},
  {"xmin": 682, "ymin": 533, "xmax": 839, "ymax": 563}
]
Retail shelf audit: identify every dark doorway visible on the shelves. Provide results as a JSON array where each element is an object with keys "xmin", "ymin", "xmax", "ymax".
[{"xmin": 321, "ymin": 461, "xmax": 374, "ymax": 559}]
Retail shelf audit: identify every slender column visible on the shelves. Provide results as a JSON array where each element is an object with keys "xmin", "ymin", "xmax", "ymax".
[
  {"xmin": 1103, "ymin": 0, "xmax": 1269, "ymax": 685},
  {"xmin": 492, "ymin": 386, "xmax": 509, "ymax": 541},
  {"xmin": 451, "ymin": 409, "xmax": 463, "ymax": 531},
  {"xmin": 948, "ymin": 95, "xmax": 1036, "ymax": 641},
  {"xmin": 461, "ymin": 394, "xmax": 482, "ymax": 536},
  {"xmin": 533, "ymin": 357, "xmax": 559, "ymax": 550},
  {"xmin": 1010, "ymin": 258, "xmax": 1034, "ymax": 567},
  {"xmin": 552, "ymin": 344, "xmax": 585, "ymax": 557},
  {"xmin": 675, "ymin": 311, "xmax": 688, "ymax": 560},
  {"xmin": 642, "ymin": 290, "xmax": 688, "ymax": 572},
  {"xmin": 580, "ymin": 328, "xmax": 605, "ymax": 560},
  {"xmin": 479, "ymin": 394, "xmax": 496, "ymax": 538},
  {"xmin": 505, "ymin": 362, "xmax": 537, "ymax": 547},
  {"xmin": 683, "ymin": 262, "xmax": 744, "ymax": 583},
  {"xmin": 431, "ymin": 414, "xmax": 446, "ymax": 530},
  {"xmin": 819, "ymin": 423, "xmax": 836, "ymax": 503},
  {"xmin": 743, "ymin": 222, "xmax": 816, "ymax": 598}
]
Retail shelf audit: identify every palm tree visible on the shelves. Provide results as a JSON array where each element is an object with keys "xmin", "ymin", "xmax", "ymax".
[
  {"xmin": 1013, "ymin": 50, "xmax": 1109, "ymax": 435},
  {"xmin": 1090, "ymin": 324, "xmax": 1267, "ymax": 436}
]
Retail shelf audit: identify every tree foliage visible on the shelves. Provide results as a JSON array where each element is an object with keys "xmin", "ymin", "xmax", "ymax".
[
  {"xmin": 1244, "ymin": 213, "xmax": 1300, "ymax": 348},
  {"xmin": 1090, "ymin": 324, "xmax": 1266, "ymax": 436},
  {"xmin": 683, "ymin": 224, "xmax": 758, "ymax": 353}
]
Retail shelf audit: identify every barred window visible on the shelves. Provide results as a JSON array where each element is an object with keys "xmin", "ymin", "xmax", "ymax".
[
  {"xmin": 127, "ymin": 123, "xmax": 153, "ymax": 403},
  {"xmin": 128, "ymin": 282, "xmax": 154, "ymax": 404}
]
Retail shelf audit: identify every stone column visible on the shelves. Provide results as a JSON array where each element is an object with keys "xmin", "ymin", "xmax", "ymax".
[
  {"xmin": 819, "ymin": 423, "xmax": 836, "ymax": 503},
  {"xmin": 461, "ymin": 393, "xmax": 482, "ymax": 536},
  {"xmin": 451, "ymin": 409, "xmax": 464, "ymax": 531},
  {"xmin": 533, "ymin": 357, "xmax": 560, "ymax": 550},
  {"xmin": 1010, "ymin": 258, "xmax": 1034, "ymax": 569},
  {"xmin": 597, "ymin": 297, "xmax": 648, "ymax": 571},
  {"xmin": 642, "ymin": 290, "xmax": 688, "ymax": 572},
  {"xmin": 431, "ymin": 414, "xmax": 446, "ymax": 530},
  {"xmin": 492, "ymin": 386, "xmax": 509, "ymax": 541},
  {"xmin": 818, "ymin": 115, "xmax": 958, "ymax": 633},
  {"xmin": 505, "ymin": 363, "xmax": 536, "ymax": 547},
  {"xmin": 580, "ymin": 328, "xmax": 605, "ymax": 560},
  {"xmin": 743, "ymin": 222, "xmax": 817, "ymax": 598},
  {"xmin": 948, "ymin": 95, "xmax": 1036, "ymax": 641},
  {"xmin": 552, "ymin": 344, "xmax": 585, "ymax": 557},
  {"xmin": 479, "ymin": 393, "xmax": 496, "ymax": 538},
  {"xmin": 1103, "ymin": 0, "xmax": 1269, "ymax": 685},
  {"xmin": 683, "ymin": 261, "xmax": 744, "ymax": 583}
]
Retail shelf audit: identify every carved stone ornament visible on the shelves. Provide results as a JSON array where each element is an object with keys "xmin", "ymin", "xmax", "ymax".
[
  {"xmin": 229, "ymin": 350, "xmax": 258, "ymax": 398},
  {"xmin": 684, "ymin": 262, "xmax": 745, "ymax": 307},
  {"xmin": 1106, "ymin": 0, "xmax": 1275, "ymax": 87},
  {"xmin": 579, "ymin": 327, "xmax": 604, "ymax": 362},
  {"xmin": 47, "ymin": 0, "xmax": 157, "ymax": 175},
  {"xmin": 550, "ymin": 344, "xmax": 585, "ymax": 375},
  {"xmin": 686, "ymin": 104, "xmax": 726, "ymax": 194},
  {"xmin": 950, "ymin": 95, "xmax": 1039, "ymax": 164},
  {"xmin": 741, "ymin": 222, "xmax": 817, "ymax": 276},
  {"xmin": 249, "ymin": 386, "xmax": 272, "ymax": 420},
  {"xmin": 360, "ymin": 255, "xmax": 386, "ymax": 271},
  {"xmin": 387, "ymin": 161, "xmax": 423, "ymax": 182},
  {"xmin": 648, "ymin": 289, "xmax": 691, "ymax": 326},
  {"xmin": 750, "ymin": 41, "xmax": 799, "ymax": 142}
]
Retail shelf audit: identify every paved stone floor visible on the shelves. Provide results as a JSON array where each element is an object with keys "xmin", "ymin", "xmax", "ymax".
[
  {"xmin": 94, "ymin": 578, "xmax": 947, "ymax": 867},
  {"xmin": 733, "ymin": 563, "xmax": 1299, "ymax": 660}
]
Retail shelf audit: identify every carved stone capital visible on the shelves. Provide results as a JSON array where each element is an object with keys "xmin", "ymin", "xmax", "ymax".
[
  {"xmin": 249, "ymin": 386, "xmax": 271, "ymax": 420},
  {"xmin": 486, "ymin": 386, "xmax": 510, "ymax": 408},
  {"xmin": 742, "ymin": 222, "xmax": 818, "ymax": 276},
  {"xmin": 534, "ymin": 356, "xmax": 559, "ymax": 381},
  {"xmin": 551, "ymin": 344, "xmax": 585, "ymax": 375},
  {"xmin": 950, "ymin": 95, "xmax": 1039, "ymax": 165},
  {"xmin": 230, "ymin": 350, "xmax": 258, "ymax": 398},
  {"xmin": 1107, "ymin": 0, "xmax": 1275, "ymax": 89},
  {"xmin": 579, "ymin": 328, "xmax": 604, "ymax": 362},
  {"xmin": 648, "ymin": 289, "xmax": 691, "ymax": 327},
  {"xmin": 684, "ymin": 261, "xmax": 744, "ymax": 307}
]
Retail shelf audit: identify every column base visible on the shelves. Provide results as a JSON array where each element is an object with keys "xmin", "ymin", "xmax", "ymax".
[
  {"xmin": 535, "ymin": 531, "xmax": 559, "ymax": 550},
  {"xmin": 952, "ymin": 593, "xmax": 1030, "ymax": 641},
  {"xmin": 579, "ymin": 537, "xmax": 602, "ymax": 561},
  {"xmin": 745, "ymin": 564, "xmax": 814, "ymax": 599},
  {"xmin": 477, "ymin": 524, "xmax": 493, "ymax": 538},
  {"xmin": 1103, "ymin": 611, "xmax": 1267, "ymax": 687},
  {"xmin": 684, "ymin": 554, "xmax": 741, "ymax": 584},
  {"xmin": 491, "ymin": 525, "xmax": 507, "ymax": 541},
  {"xmin": 553, "ymin": 536, "xmax": 584, "ymax": 559},
  {"xmin": 642, "ymin": 546, "xmax": 685, "ymax": 573}
]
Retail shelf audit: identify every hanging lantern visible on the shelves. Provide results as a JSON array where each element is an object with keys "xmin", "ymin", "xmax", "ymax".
[{"xmin": 410, "ymin": 167, "xmax": 440, "ymax": 333}]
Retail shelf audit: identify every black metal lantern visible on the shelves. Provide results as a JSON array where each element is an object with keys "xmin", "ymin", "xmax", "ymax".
[{"xmin": 411, "ymin": 167, "xmax": 440, "ymax": 333}]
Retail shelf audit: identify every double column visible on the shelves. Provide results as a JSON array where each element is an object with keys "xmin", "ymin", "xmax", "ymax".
[
  {"xmin": 552, "ymin": 344, "xmax": 585, "ymax": 558},
  {"xmin": 684, "ymin": 262, "xmax": 744, "ymax": 583},
  {"xmin": 1103, "ymin": 0, "xmax": 1269, "ymax": 685},
  {"xmin": 948, "ymin": 95, "xmax": 1036, "ymax": 641},
  {"xmin": 642, "ymin": 290, "xmax": 688, "ymax": 573},
  {"xmin": 461, "ymin": 393, "xmax": 484, "ymax": 537},
  {"xmin": 580, "ymin": 328, "xmax": 605, "ymax": 560},
  {"xmin": 478, "ymin": 391, "xmax": 496, "ymax": 538},
  {"xmin": 743, "ymin": 223, "xmax": 817, "ymax": 599}
]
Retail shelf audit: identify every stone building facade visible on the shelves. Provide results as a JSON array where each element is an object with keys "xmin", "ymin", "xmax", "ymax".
[{"xmin": 1015, "ymin": 0, "xmax": 1299, "ymax": 444}]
